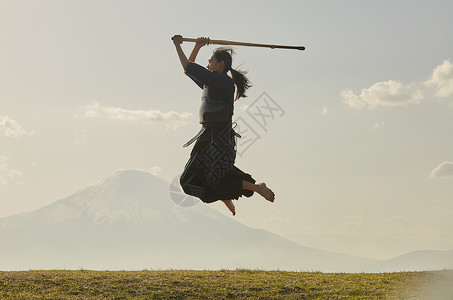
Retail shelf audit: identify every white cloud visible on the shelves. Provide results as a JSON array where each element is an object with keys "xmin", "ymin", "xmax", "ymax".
[
  {"xmin": 240, "ymin": 105, "xmax": 250, "ymax": 111},
  {"xmin": 0, "ymin": 115, "xmax": 33, "ymax": 137},
  {"xmin": 373, "ymin": 121, "xmax": 385, "ymax": 129},
  {"xmin": 430, "ymin": 161, "xmax": 453, "ymax": 178},
  {"xmin": 341, "ymin": 59, "xmax": 453, "ymax": 110},
  {"xmin": 341, "ymin": 89, "xmax": 365, "ymax": 109},
  {"xmin": 84, "ymin": 110, "xmax": 99, "ymax": 118},
  {"xmin": 341, "ymin": 80, "xmax": 423, "ymax": 110},
  {"xmin": 0, "ymin": 157, "xmax": 7, "ymax": 186},
  {"xmin": 84, "ymin": 103, "xmax": 193, "ymax": 129},
  {"xmin": 75, "ymin": 133, "xmax": 87, "ymax": 145},
  {"xmin": 149, "ymin": 166, "xmax": 162, "ymax": 176},
  {"xmin": 0, "ymin": 156, "xmax": 23, "ymax": 186},
  {"xmin": 425, "ymin": 59, "xmax": 453, "ymax": 98}
]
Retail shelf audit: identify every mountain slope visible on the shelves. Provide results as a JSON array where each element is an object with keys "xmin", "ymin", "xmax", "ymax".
[
  {"xmin": 1, "ymin": 170, "xmax": 378, "ymax": 271},
  {"xmin": 364, "ymin": 250, "xmax": 453, "ymax": 272}
]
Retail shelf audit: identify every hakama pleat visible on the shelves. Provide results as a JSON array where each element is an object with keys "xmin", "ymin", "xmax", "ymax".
[{"xmin": 180, "ymin": 123, "xmax": 255, "ymax": 203}]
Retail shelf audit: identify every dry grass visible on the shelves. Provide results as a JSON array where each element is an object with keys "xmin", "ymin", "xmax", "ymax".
[{"xmin": 0, "ymin": 269, "xmax": 452, "ymax": 299}]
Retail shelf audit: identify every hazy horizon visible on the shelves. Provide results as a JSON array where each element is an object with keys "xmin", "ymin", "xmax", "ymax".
[
  {"xmin": 2, "ymin": 168, "xmax": 451, "ymax": 272},
  {"xmin": 1, "ymin": 0, "xmax": 453, "ymax": 261}
]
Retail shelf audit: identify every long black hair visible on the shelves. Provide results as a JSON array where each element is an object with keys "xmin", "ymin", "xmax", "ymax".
[{"xmin": 212, "ymin": 47, "xmax": 252, "ymax": 100}]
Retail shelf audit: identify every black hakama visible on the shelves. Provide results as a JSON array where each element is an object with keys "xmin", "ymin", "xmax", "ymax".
[{"xmin": 180, "ymin": 122, "xmax": 255, "ymax": 203}]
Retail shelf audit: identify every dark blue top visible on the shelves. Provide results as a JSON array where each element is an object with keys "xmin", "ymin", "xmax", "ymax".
[{"xmin": 185, "ymin": 62, "xmax": 234, "ymax": 123}]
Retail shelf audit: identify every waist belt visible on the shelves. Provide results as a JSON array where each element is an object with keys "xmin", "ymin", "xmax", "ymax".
[
  {"xmin": 183, "ymin": 126, "xmax": 206, "ymax": 147},
  {"xmin": 183, "ymin": 122, "xmax": 241, "ymax": 148}
]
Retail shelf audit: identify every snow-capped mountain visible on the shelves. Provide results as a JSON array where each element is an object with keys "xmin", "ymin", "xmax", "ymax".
[{"xmin": 0, "ymin": 170, "xmax": 380, "ymax": 271}]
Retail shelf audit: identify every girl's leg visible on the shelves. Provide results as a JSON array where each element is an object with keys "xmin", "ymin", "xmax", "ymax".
[
  {"xmin": 221, "ymin": 181, "xmax": 274, "ymax": 216},
  {"xmin": 242, "ymin": 180, "xmax": 275, "ymax": 202},
  {"xmin": 222, "ymin": 200, "xmax": 236, "ymax": 216}
]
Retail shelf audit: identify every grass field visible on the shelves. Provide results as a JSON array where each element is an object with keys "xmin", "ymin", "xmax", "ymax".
[{"xmin": 0, "ymin": 269, "xmax": 452, "ymax": 299}]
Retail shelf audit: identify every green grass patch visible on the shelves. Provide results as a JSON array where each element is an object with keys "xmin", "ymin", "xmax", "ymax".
[{"xmin": 0, "ymin": 269, "xmax": 451, "ymax": 299}]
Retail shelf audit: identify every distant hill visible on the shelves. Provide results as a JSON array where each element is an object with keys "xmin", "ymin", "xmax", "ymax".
[
  {"xmin": 363, "ymin": 250, "xmax": 453, "ymax": 273},
  {"xmin": 0, "ymin": 170, "xmax": 378, "ymax": 272}
]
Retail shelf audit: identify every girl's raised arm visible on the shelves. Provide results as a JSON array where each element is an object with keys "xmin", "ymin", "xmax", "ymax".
[
  {"xmin": 188, "ymin": 37, "xmax": 210, "ymax": 62},
  {"xmin": 172, "ymin": 35, "xmax": 189, "ymax": 71},
  {"xmin": 173, "ymin": 35, "xmax": 211, "ymax": 71}
]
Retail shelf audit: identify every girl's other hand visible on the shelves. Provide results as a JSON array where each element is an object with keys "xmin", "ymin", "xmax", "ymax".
[
  {"xmin": 172, "ymin": 35, "xmax": 183, "ymax": 45},
  {"xmin": 196, "ymin": 37, "xmax": 210, "ymax": 47}
]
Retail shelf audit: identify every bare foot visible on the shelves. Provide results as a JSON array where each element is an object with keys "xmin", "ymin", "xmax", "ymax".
[
  {"xmin": 222, "ymin": 199, "xmax": 236, "ymax": 216},
  {"xmin": 255, "ymin": 183, "xmax": 275, "ymax": 202}
]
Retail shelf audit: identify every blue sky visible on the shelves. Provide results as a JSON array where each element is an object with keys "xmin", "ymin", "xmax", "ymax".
[{"xmin": 1, "ymin": 0, "xmax": 452, "ymax": 259}]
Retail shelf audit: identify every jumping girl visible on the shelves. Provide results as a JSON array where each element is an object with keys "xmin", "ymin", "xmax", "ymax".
[{"xmin": 173, "ymin": 35, "xmax": 275, "ymax": 216}]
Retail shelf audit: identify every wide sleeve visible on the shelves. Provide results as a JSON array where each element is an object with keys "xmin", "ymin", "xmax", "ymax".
[
  {"xmin": 185, "ymin": 61, "xmax": 217, "ymax": 87},
  {"xmin": 186, "ymin": 73, "xmax": 204, "ymax": 89}
]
